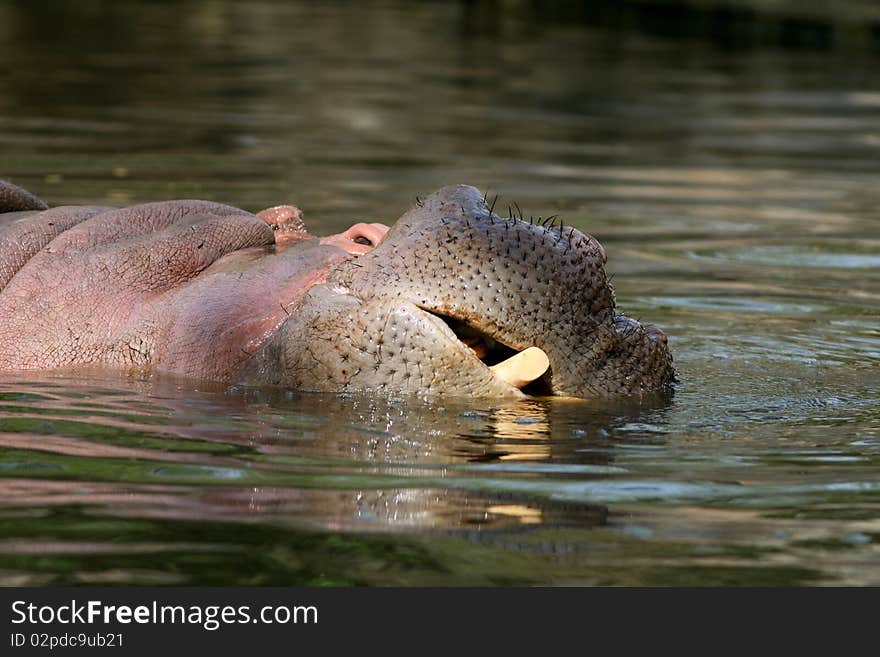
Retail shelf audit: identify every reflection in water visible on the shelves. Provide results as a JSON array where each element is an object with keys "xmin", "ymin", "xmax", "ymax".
[
  {"xmin": 0, "ymin": 1, "xmax": 879, "ymax": 585},
  {"xmin": 0, "ymin": 371, "xmax": 876, "ymax": 585}
]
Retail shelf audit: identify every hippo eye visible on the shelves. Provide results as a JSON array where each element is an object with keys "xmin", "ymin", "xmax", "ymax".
[{"xmin": 353, "ymin": 236, "xmax": 373, "ymax": 246}]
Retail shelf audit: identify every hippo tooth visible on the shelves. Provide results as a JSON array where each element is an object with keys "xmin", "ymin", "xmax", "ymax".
[{"xmin": 489, "ymin": 347, "xmax": 549, "ymax": 389}]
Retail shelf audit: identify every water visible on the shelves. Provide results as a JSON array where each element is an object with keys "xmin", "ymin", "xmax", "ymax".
[{"xmin": 1, "ymin": 1, "xmax": 878, "ymax": 586}]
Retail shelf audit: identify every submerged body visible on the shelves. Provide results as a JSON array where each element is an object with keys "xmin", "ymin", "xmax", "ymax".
[{"xmin": 0, "ymin": 180, "xmax": 674, "ymax": 398}]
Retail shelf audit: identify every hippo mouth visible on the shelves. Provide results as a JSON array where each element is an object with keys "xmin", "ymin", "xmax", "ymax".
[{"xmin": 421, "ymin": 310, "xmax": 552, "ymax": 395}]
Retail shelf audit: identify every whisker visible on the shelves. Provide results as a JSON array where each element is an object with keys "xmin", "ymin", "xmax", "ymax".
[{"xmin": 513, "ymin": 201, "xmax": 523, "ymax": 221}]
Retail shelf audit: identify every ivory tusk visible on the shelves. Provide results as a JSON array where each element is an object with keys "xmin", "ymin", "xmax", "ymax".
[{"xmin": 489, "ymin": 346, "xmax": 550, "ymax": 389}]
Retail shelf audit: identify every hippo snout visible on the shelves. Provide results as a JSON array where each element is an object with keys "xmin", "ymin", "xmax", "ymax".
[{"xmin": 240, "ymin": 185, "xmax": 676, "ymax": 398}]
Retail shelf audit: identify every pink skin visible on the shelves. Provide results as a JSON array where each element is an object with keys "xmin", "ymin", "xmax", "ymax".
[
  {"xmin": 321, "ymin": 223, "xmax": 390, "ymax": 254},
  {"xmin": 155, "ymin": 206, "xmax": 390, "ymax": 378},
  {"xmin": 256, "ymin": 204, "xmax": 389, "ymax": 254},
  {"xmin": 0, "ymin": 196, "xmax": 391, "ymax": 380},
  {"xmin": 152, "ymin": 207, "xmax": 390, "ymax": 378}
]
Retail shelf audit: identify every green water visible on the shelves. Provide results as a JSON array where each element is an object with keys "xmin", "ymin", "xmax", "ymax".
[{"xmin": 1, "ymin": 1, "xmax": 878, "ymax": 586}]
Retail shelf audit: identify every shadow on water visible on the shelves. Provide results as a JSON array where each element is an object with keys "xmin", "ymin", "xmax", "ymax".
[{"xmin": 0, "ymin": 1, "xmax": 879, "ymax": 585}]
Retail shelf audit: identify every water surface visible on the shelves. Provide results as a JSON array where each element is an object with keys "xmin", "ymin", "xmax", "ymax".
[{"xmin": 0, "ymin": 1, "xmax": 878, "ymax": 585}]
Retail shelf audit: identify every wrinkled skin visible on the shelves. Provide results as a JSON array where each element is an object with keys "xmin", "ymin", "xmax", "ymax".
[{"xmin": 0, "ymin": 180, "xmax": 674, "ymax": 398}]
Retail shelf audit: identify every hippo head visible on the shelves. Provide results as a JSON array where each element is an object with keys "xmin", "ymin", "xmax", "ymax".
[{"xmin": 239, "ymin": 185, "xmax": 675, "ymax": 398}]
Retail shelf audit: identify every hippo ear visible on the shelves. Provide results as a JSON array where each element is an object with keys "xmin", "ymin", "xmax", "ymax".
[{"xmin": 0, "ymin": 180, "xmax": 49, "ymax": 213}]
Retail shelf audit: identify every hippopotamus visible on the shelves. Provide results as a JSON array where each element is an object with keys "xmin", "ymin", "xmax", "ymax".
[{"xmin": 0, "ymin": 179, "xmax": 674, "ymax": 398}]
